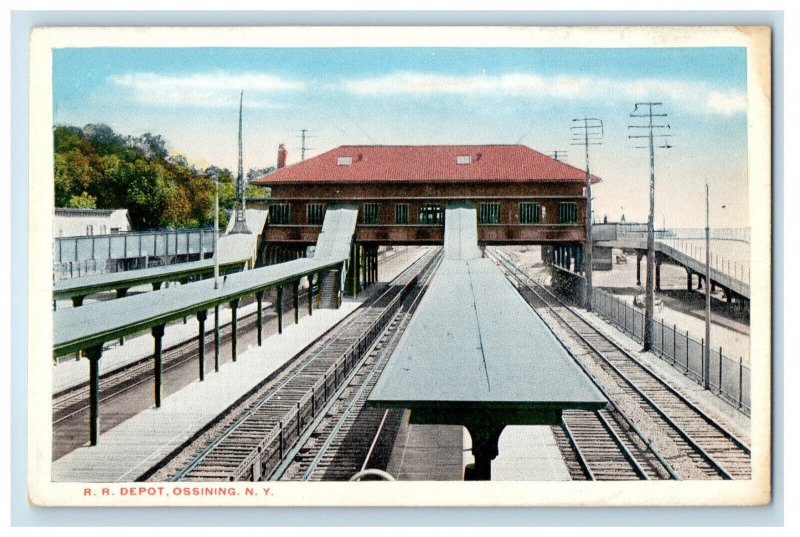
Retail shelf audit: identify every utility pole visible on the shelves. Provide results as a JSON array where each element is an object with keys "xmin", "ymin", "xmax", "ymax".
[
  {"xmin": 571, "ymin": 118, "xmax": 603, "ymax": 312},
  {"xmin": 297, "ymin": 129, "xmax": 314, "ymax": 161},
  {"xmin": 629, "ymin": 102, "xmax": 672, "ymax": 351},
  {"xmin": 214, "ymin": 172, "xmax": 220, "ymax": 289},
  {"xmin": 231, "ymin": 91, "xmax": 250, "ymax": 234},
  {"xmin": 704, "ymin": 183, "xmax": 711, "ymax": 389},
  {"xmin": 548, "ymin": 150, "xmax": 568, "ymax": 162}
]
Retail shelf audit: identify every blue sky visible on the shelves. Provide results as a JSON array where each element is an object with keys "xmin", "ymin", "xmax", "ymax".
[{"xmin": 53, "ymin": 47, "xmax": 749, "ymax": 227}]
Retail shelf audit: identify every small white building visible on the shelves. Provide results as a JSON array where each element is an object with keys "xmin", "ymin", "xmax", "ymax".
[{"xmin": 54, "ymin": 208, "xmax": 132, "ymax": 238}]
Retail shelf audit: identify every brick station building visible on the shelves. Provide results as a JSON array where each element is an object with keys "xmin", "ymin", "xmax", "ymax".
[{"xmin": 251, "ymin": 144, "xmax": 600, "ymax": 272}]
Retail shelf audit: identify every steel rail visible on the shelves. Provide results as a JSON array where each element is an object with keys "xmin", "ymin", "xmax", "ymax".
[
  {"xmin": 596, "ymin": 410, "xmax": 651, "ymax": 480},
  {"xmin": 169, "ymin": 249, "xmax": 438, "ymax": 482},
  {"xmin": 561, "ymin": 418, "xmax": 596, "ymax": 480},
  {"xmin": 497, "ymin": 247, "xmax": 750, "ymax": 455},
  {"xmin": 294, "ymin": 254, "xmax": 441, "ymax": 481},
  {"xmin": 492, "ymin": 248, "xmax": 748, "ymax": 480},
  {"xmin": 227, "ymin": 253, "xmax": 440, "ymax": 481},
  {"xmin": 487, "ymin": 248, "xmax": 680, "ymax": 480},
  {"xmin": 52, "ymin": 297, "xmax": 291, "ymax": 423}
]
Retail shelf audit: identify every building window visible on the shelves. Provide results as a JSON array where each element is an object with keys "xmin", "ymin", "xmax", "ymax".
[
  {"xmin": 270, "ymin": 203, "xmax": 291, "ymax": 225},
  {"xmin": 558, "ymin": 202, "xmax": 578, "ymax": 224},
  {"xmin": 479, "ymin": 202, "xmax": 501, "ymax": 224},
  {"xmin": 337, "ymin": 156, "xmax": 352, "ymax": 166},
  {"xmin": 419, "ymin": 204, "xmax": 443, "ymax": 225},
  {"xmin": 100, "ymin": 225, "xmax": 107, "ymax": 234},
  {"xmin": 395, "ymin": 203, "xmax": 409, "ymax": 225},
  {"xmin": 519, "ymin": 203, "xmax": 542, "ymax": 224},
  {"xmin": 110, "ymin": 228, "xmax": 120, "ymax": 234},
  {"xmin": 456, "ymin": 155, "xmax": 472, "ymax": 165},
  {"xmin": 306, "ymin": 203, "xmax": 325, "ymax": 225},
  {"xmin": 86, "ymin": 225, "xmax": 93, "ymax": 236},
  {"xmin": 362, "ymin": 203, "xmax": 380, "ymax": 224}
]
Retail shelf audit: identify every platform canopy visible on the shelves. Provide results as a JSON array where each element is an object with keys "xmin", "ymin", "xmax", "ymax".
[
  {"xmin": 368, "ymin": 205, "xmax": 606, "ymax": 479},
  {"xmin": 368, "ymin": 258, "xmax": 606, "ymax": 412},
  {"xmin": 53, "ymin": 205, "xmax": 359, "ymax": 357}
]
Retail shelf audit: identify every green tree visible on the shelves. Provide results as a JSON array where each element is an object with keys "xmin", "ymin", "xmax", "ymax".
[{"xmin": 67, "ymin": 191, "xmax": 97, "ymax": 209}]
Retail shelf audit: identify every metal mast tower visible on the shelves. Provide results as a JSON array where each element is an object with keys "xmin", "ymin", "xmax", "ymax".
[
  {"xmin": 628, "ymin": 102, "xmax": 672, "ymax": 350},
  {"xmin": 547, "ymin": 150, "xmax": 568, "ymax": 162},
  {"xmin": 297, "ymin": 129, "xmax": 314, "ymax": 162},
  {"xmin": 571, "ymin": 117, "xmax": 603, "ymax": 311},
  {"xmin": 230, "ymin": 91, "xmax": 250, "ymax": 234}
]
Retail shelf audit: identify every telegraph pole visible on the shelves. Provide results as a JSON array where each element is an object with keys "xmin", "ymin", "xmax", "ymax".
[
  {"xmin": 548, "ymin": 150, "xmax": 568, "ymax": 162},
  {"xmin": 297, "ymin": 129, "xmax": 314, "ymax": 161},
  {"xmin": 629, "ymin": 102, "xmax": 672, "ymax": 351},
  {"xmin": 231, "ymin": 91, "xmax": 250, "ymax": 234},
  {"xmin": 571, "ymin": 118, "xmax": 603, "ymax": 311},
  {"xmin": 704, "ymin": 183, "xmax": 711, "ymax": 389}
]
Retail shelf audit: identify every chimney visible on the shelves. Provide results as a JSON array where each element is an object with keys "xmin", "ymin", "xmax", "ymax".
[{"xmin": 277, "ymin": 143, "xmax": 287, "ymax": 169}]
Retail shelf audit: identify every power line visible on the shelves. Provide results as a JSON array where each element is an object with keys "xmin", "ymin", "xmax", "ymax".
[
  {"xmin": 570, "ymin": 117, "xmax": 603, "ymax": 312},
  {"xmin": 628, "ymin": 101, "xmax": 672, "ymax": 350}
]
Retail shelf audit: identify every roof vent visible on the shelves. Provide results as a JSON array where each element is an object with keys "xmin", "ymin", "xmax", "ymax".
[
  {"xmin": 337, "ymin": 156, "xmax": 353, "ymax": 166},
  {"xmin": 456, "ymin": 155, "xmax": 472, "ymax": 165}
]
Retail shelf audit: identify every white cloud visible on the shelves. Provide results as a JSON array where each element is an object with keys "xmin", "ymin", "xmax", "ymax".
[
  {"xmin": 341, "ymin": 71, "xmax": 747, "ymax": 115},
  {"xmin": 707, "ymin": 90, "xmax": 748, "ymax": 116},
  {"xmin": 108, "ymin": 71, "xmax": 307, "ymax": 108}
]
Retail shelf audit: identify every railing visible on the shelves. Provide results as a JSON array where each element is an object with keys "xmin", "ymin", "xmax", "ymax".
[
  {"xmin": 232, "ymin": 270, "xmax": 423, "ymax": 481},
  {"xmin": 591, "ymin": 288, "xmax": 750, "ymax": 416},
  {"xmin": 666, "ymin": 228, "xmax": 751, "ymax": 243},
  {"xmin": 592, "ymin": 224, "xmax": 751, "ymax": 286},
  {"xmin": 657, "ymin": 239, "xmax": 750, "ymax": 285},
  {"xmin": 53, "ymin": 228, "xmax": 215, "ymax": 265},
  {"xmin": 594, "ymin": 224, "xmax": 751, "ymax": 244}
]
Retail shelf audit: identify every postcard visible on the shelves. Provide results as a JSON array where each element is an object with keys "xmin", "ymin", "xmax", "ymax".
[{"xmin": 28, "ymin": 25, "xmax": 771, "ymax": 507}]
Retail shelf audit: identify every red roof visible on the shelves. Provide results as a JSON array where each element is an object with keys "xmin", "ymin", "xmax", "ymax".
[{"xmin": 253, "ymin": 145, "xmax": 600, "ymax": 185}]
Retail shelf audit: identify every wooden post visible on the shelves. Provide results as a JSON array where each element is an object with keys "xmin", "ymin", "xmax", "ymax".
[
  {"xmin": 230, "ymin": 299, "xmax": 239, "ymax": 362},
  {"xmin": 152, "ymin": 325, "xmax": 165, "ymax": 408},
  {"xmin": 214, "ymin": 305, "xmax": 220, "ymax": 372},
  {"xmin": 738, "ymin": 357, "xmax": 744, "ymax": 410},
  {"xmin": 701, "ymin": 337, "xmax": 707, "ymax": 389},
  {"xmin": 685, "ymin": 329, "xmax": 690, "ymax": 374},
  {"xmin": 308, "ymin": 275, "xmax": 314, "ymax": 316},
  {"xmin": 85, "ymin": 345, "xmax": 103, "ymax": 446},
  {"xmin": 293, "ymin": 281, "xmax": 300, "ymax": 324},
  {"xmin": 316, "ymin": 273, "xmax": 322, "ymax": 309},
  {"xmin": 277, "ymin": 287, "xmax": 283, "ymax": 334},
  {"xmin": 197, "ymin": 311, "xmax": 207, "ymax": 381},
  {"xmin": 256, "ymin": 291, "xmax": 264, "ymax": 346}
]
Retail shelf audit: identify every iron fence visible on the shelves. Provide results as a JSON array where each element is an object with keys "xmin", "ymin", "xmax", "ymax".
[
  {"xmin": 591, "ymin": 288, "xmax": 750, "ymax": 415},
  {"xmin": 54, "ymin": 228, "xmax": 215, "ymax": 265}
]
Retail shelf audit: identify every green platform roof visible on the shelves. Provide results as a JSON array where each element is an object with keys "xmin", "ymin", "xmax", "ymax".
[{"xmin": 369, "ymin": 258, "xmax": 606, "ymax": 412}]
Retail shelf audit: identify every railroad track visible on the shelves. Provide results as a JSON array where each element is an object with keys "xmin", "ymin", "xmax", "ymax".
[
  {"xmin": 164, "ymin": 249, "xmax": 440, "ymax": 482},
  {"xmin": 50, "ymin": 286, "xmax": 308, "ymax": 427},
  {"xmin": 273, "ymin": 250, "xmax": 440, "ymax": 481},
  {"xmin": 555, "ymin": 408, "xmax": 666, "ymax": 481},
  {"xmin": 489, "ymin": 247, "xmax": 751, "ymax": 481},
  {"xmin": 51, "ymin": 299, "xmax": 268, "ymax": 426}
]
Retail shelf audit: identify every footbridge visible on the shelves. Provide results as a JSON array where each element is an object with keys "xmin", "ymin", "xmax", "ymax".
[
  {"xmin": 368, "ymin": 203, "xmax": 606, "ymax": 480},
  {"xmin": 592, "ymin": 224, "xmax": 750, "ymax": 302},
  {"xmin": 54, "ymin": 204, "xmax": 358, "ymax": 445},
  {"xmin": 54, "ymin": 209, "xmax": 270, "ymax": 307}
]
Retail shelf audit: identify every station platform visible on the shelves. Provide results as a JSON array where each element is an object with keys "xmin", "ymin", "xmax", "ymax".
[
  {"xmin": 52, "ymin": 299, "xmax": 363, "ymax": 482},
  {"xmin": 51, "ymin": 245, "xmax": 430, "ymax": 482},
  {"xmin": 52, "ymin": 301, "xmax": 263, "ymax": 394},
  {"xmin": 384, "ymin": 418, "xmax": 571, "ymax": 481},
  {"xmin": 369, "ymin": 204, "xmax": 606, "ymax": 480}
]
